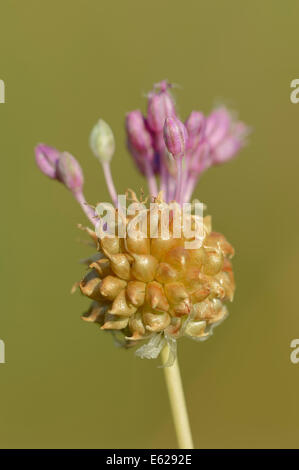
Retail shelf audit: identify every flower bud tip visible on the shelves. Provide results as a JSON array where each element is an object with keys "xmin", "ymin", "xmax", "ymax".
[
  {"xmin": 89, "ymin": 119, "xmax": 115, "ymax": 163},
  {"xmin": 147, "ymin": 86, "xmax": 176, "ymax": 132},
  {"xmin": 126, "ymin": 110, "xmax": 153, "ymax": 157},
  {"xmin": 35, "ymin": 143, "xmax": 60, "ymax": 179},
  {"xmin": 185, "ymin": 111, "xmax": 205, "ymax": 136},
  {"xmin": 163, "ymin": 117, "xmax": 188, "ymax": 158},
  {"xmin": 56, "ymin": 151, "xmax": 84, "ymax": 192}
]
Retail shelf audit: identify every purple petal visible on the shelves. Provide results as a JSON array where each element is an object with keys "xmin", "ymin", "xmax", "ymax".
[{"xmin": 35, "ymin": 143, "xmax": 60, "ymax": 179}]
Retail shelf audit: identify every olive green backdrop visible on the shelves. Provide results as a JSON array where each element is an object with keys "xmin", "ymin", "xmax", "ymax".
[{"xmin": 1, "ymin": 0, "xmax": 299, "ymax": 449}]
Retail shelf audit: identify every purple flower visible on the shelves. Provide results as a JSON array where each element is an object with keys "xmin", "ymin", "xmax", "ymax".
[
  {"xmin": 187, "ymin": 141, "xmax": 210, "ymax": 174},
  {"xmin": 35, "ymin": 143, "xmax": 96, "ymax": 223},
  {"xmin": 56, "ymin": 152, "xmax": 84, "ymax": 192},
  {"xmin": 185, "ymin": 111, "xmax": 206, "ymax": 157},
  {"xmin": 163, "ymin": 117, "xmax": 188, "ymax": 158},
  {"xmin": 35, "ymin": 144, "xmax": 84, "ymax": 192},
  {"xmin": 205, "ymin": 108, "xmax": 249, "ymax": 164},
  {"xmin": 124, "ymin": 82, "xmax": 248, "ymax": 204},
  {"xmin": 36, "ymin": 82, "xmax": 249, "ymax": 212},
  {"xmin": 35, "ymin": 143, "xmax": 60, "ymax": 179},
  {"xmin": 147, "ymin": 81, "xmax": 176, "ymax": 133},
  {"xmin": 185, "ymin": 111, "xmax": 205, "ymax": 137},
  {"xmin": 126, "ymin": 111, "xmax": 154, "ymax": 161}
]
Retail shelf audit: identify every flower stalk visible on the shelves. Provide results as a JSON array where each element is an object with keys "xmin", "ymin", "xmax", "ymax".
[
  {"xmin": 161, "ymin": 345, "xmax": 194, "ymax": 449},
  {"xmin": 102, "ymin": 161, "xmax": 118, "ymax": 207},
  {"xmin": 73, "ymin": 190, "xmax": 96, "ymax": 225},
  {"xmin": 144, "ymin": 159, "xmax": 158, "ymax": 198}
]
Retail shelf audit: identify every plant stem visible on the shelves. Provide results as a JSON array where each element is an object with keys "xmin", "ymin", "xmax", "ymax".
[
  {"xmin": 174, "ymin": 156, "xmax": 183, "ymax": 205},
  {"xmin": 161, "ymin": 344, "xmax": 194, "ymax": 449},
  {"xmin": 73, "ymin": 190, "xmax": 96, "ymax": 225},
  {"xmin": 102, "ymin": 161, "xmax": 118, "ymax": 207},
  {"xmin": 144, "ymin": 159, "xmax": 158, "ymax": 198},
  {"xmin": 160, "ymin": 160, "xmax": 168, "ymax": 199}
]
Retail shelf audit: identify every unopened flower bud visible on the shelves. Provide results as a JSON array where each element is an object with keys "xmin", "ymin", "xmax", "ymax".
[
  {"xmin": 35, "ymin": 143, "xmax": 60, "ymax": 179},
  {"xmin": 89, "ymin": 119, "xmax": 115, "ymax": 163},
  {"xmin": 154, "ymin": 80, "xmax": 170, "ymax": 92},
  {"xmin": 205, "ymin": 108, "xmax": 231, "ymax": 148},
  {"xmin": 212, "ymin": 122, "xmax": 249, "ymax": 164},
  {"xmin": 147, "ymin": 86, "xmax": 176, "ymax": 132},
  {"xmin": 185, "ymin": 111, "xmax": 205, "ymax": 136},
  {"xmin": 205, "ymin": 108, "xmax": 250, "ymax": 165},
  {"xmin": 163, "ymin": 117, "xmax": 188, "ymax": 157},
  {"xmin": 126, "ymin": 110, "xmax": 153, "ymax": 157},
  {"xmin": 56, "ymin": 152, "xmax": 84, "ymax": 192}
]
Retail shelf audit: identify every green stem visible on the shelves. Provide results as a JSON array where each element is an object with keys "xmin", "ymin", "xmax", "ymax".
[{"xmin": 161, "ymin": 344, "xmax": 194, "ymax": 449}]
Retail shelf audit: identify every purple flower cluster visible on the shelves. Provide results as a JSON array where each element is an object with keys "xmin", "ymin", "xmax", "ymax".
[
  {"xmin": 35, "ymin": 80, "xmax": 249, "ymax": 225},
  {"xmin": 126, "ymin": 81, "xmax": 249, "ymax": 204},
  {"xmin": 35, "ymin": 144, "xmax": 95, "ymax": 224}
]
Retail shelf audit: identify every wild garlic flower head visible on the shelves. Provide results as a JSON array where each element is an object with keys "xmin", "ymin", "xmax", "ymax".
[{"xmin": 35, "ymin": 80, "xmax": 248, "ymax": 364}]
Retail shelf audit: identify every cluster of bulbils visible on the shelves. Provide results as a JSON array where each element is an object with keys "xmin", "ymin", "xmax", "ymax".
[{"xmin": 35, "ymin": 80, "xmax": 248, "ymax": 363}]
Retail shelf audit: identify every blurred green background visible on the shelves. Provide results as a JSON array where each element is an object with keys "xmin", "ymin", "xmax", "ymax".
[{"xmin": 1, "ymin": 0, "xmax": 299, "ymax": 449}]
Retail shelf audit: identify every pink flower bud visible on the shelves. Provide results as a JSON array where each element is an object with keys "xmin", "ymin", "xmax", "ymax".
[
  {"xmin": 189, "ymin": 141, "xmax": 211, "ymax": 173},
  {"xmin": 185, "ymin": 111, "xmax": 206, "ymax": 153},
  {"xmin": 154, "ymin": 80, "xmax": 170, "ymax": 92},
  {"xmin": 147, "ymin": 87, "xmax": 176, "ymax": 132},
  {"xmin": 185, "ymin": 111, "xmax": 205, "ymax": 136},
  {"xmin": 205, "ymin": 107, "xmax": 249, "ymax": 165},
  {"xmin": 56, "ymin": 152, "xmax": 84, "ymax": 192},
  {"xmin": 35, "ymin": 143, "xmax": 60, "ymax": 179},
  {"xmin": 126, "ymin": 111, "xmax": 154, "ymax": 158},
  {"xmin": 212, "ymin": 122, "xmax": 249, "ymax": 164},
  {"xmin": 205, "ymin": 108, "xmax": 231, "ymax": 148},
  {"xmin": 163, "ymin": 117, "xmax": 188, "ymax": 158}
]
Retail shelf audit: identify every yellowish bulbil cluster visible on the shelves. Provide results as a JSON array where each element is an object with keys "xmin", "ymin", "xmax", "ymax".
[{"xmin": 78, "ymin": 194, "xmax": 235, "ymax": 355}]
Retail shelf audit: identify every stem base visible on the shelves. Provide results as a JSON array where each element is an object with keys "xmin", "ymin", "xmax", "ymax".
[{"xmin": 161, "ymin": 345, "xmax": 194, "ymax": 449}]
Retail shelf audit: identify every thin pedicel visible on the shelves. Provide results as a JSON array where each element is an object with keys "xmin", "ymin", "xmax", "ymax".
[{"xmin": 35, "ymin": 80, "xmax": 249, "ymax": 449}]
